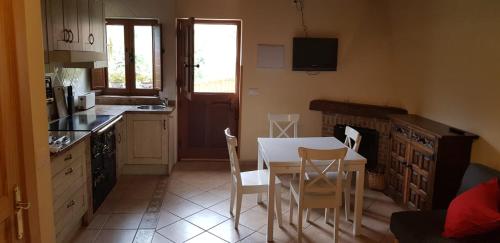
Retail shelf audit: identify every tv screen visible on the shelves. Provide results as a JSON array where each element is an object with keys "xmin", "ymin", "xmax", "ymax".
[{"xmin": 292, "ymin": 38, "xmax": 338, "ymax": 71}]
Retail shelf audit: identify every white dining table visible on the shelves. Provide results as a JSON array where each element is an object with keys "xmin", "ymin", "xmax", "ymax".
[{"xmin": 257, "ymin": 137, "xmax": 367, "ymax": 241}]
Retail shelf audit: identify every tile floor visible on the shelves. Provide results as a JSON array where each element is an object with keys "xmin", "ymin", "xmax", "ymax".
[{"xmin": 72, "ymin": 167, "xmax": 405, "ymax": 243}]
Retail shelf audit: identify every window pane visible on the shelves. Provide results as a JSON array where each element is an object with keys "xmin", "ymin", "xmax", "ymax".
[
  {"xmin": 194, "ymin": 24, "xmax": 237, "ymax": 93},
  {"xmin": 106, "ymin": 25, "xmax": 126, "ymax": 89},
  {"xmin": 134, "ymin": 26, "xmax": 153, "ymax": 89}
]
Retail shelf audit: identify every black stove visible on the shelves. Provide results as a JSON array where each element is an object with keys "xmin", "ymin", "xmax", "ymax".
[{"xmin": 48, "ymin": 115, "xmax": 115, "ymax": 132}]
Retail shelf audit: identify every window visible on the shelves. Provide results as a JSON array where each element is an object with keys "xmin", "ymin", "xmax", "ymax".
[{"xmin": 105, "ymin": 19, "xmax": 162, "ymax": 95}]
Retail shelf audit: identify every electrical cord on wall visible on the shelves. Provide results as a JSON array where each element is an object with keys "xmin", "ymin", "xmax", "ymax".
[{"xmin": 294, "ymin": 0, "xmax": 308, "ymax": 37}]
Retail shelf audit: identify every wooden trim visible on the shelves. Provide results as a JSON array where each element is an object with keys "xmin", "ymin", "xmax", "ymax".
[
  {"xmin": 309, "ymin": 99, "xmax": 408, "ymax": 119},
  {"xmin": 103, "ymin": 18, "xmax": 160, "ymax": 96}
]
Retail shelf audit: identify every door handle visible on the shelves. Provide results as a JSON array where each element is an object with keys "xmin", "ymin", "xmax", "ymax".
[{"xmin": 14, "ymin": 185, "xmax": 31, "ymax": 240}]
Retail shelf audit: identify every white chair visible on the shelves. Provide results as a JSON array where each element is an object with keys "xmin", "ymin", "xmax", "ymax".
[
  {"xmin": 289, "ymin": 147, "xmax": 348, "ymax": 243},
  {"xmin": 268, "ymin": 113, "xmax": 300, "ymax": 138},
  {"xmin": 225, "ymin": 128, "xmax": 283, "ymax": 229},
  {"xmin": 307, "ymin": 126, "xmax": 362, "ymax": 222}
]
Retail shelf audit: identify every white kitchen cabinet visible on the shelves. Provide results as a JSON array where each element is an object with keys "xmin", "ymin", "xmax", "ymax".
[
  {"xmin": 126, "ymin": 114, "xmax": 168, "ymax": 165},
  {"xmin": 115, "ymin": 116, "xmax": 127, "ymax": 178}
]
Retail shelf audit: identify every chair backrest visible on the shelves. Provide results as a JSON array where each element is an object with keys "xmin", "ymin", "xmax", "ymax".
[
  {"xmin": 268, "ymin": 113, "xmax": 300, "ymax": 138},
  {"xmin": 344, "ymin": 126, "xmax": 362, "ymax": 152},
  {"xmin": 225, "ymin": 128, "xmax": 241, "ymax": 185},
  {"xmin": 297, "ymin": 147, "xmax": 348, "ymax": 205}
]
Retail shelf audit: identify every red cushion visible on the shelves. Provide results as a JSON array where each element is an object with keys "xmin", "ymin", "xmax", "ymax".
[{"xmin": 442, "ymin": 177, "xmax": 500, "ymax": 238}]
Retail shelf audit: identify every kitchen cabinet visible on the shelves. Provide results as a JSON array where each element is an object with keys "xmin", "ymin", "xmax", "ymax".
[
  {"xmin": 126, "ymin": 114, "xmax": 169, "ymax": 165},
  {"xmin": 115, "ymin": 116, "xmax": 127, "ymax": 178},
  {"xmin": 43, "ymin": 0, "xmax": 106, "ymax": 64},
  {"xmin": 51, "ymin": 139, "xmax": 89, "ymax": 243},
  {"xmin": 81, "ymin": 0, "xmax": 106, "ymax": 53},
  {"xmin": 387, "ymin": 115, "xmax": 478, "ymax": 210}
]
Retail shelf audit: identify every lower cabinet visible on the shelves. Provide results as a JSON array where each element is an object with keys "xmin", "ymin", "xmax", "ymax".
[
  {"xmin": 51, "ymin": 139, "xmax": 89, "ymax": 243},
  {"xmin": 115, "ymin": 117, "xmax": 127, "ymax": 178},
  {"xmin": 126, "ymin": 113, "xmax": 169, "ymax": 166}
]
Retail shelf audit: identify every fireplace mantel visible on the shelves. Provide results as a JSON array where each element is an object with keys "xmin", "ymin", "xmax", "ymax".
[{"xmin": 309, "ymin": 100, "xmax": 407, "ymax": 119}]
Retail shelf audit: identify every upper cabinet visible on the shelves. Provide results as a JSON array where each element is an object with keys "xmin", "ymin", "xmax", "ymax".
[
  {"xmin": 43, "ymin": 0, "xmax": 107, "ymax": 65},
  {"xmin": 81, "ymin": 0, "xmax": 106, "ymax": 53}
]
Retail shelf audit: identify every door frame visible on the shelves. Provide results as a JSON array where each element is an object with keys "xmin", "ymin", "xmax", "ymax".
[
  {"xmin": 3, "ymin": 0, "xmax": 54, "ymax": 242},
  {"xmin": 176, "ymin": 18, "xmax": 242, "ymax": 161}
]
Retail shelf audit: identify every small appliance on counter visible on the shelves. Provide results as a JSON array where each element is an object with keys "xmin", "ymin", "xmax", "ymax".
[{"xmin": 78, "ymin": 92, "xmax": 96, "ymax": 110}]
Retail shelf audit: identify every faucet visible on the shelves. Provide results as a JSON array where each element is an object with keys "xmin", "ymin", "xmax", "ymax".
[{"xmin": 160, "ymin": 97, "xmax": 168, "ymax": 107}]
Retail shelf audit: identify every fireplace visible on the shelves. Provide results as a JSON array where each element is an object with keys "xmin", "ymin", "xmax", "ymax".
[
  {"xmin": 333, "ymin": 125, "xmax": 379, "ymax": 170},
  {"xmin": 310, "ymin": 99, "xmax": 408, "ymax": 169}
]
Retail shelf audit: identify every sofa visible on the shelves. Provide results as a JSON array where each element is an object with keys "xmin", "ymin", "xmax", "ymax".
[{"xmin": 390, "ymin": 163, "xmax": 500, "ymax": 243}]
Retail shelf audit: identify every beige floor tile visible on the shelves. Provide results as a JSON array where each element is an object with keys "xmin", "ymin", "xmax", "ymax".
[
  {"xmin": 185, "ymin": 209, "xmax": 228, "ymax": 230},
  {"xmin": 156, "ymin": 211, "xmax": 181, "ymax": 229},
  {"xmin": 162, "ymin": 198, "xmax": 204, "ymax": 218},
  {"xmin": 238, "ymin": 206, "xmax": 269, "ymax": 230},
  {"xmin": 151, "ymin": 232, "xmax": 173, "ymax": 243},
  {"xmin": 208, "ymin": 219, "xmax": 253, "ymax": 243},
  {"xmin": 72, "ymin": 229, "xmax": 100, "ymax": 243},
  {"xmin": 103, "ymin": 213, "xmax": 143, "ymax": 229},
  {"xmin": 365, "ymin": 200, "xmax": 405, "ymax": 220},
  {"xmin": 87, "ymin": 213, "xmax": 110, "ymax": 229},
  {"xmin": 189, "ymin": 191, "xmax": 228, "ymax": 208},
  {"xmin": 239, "ymin": 232, "xmax": 266, "ymax": 243},
  {"xmin": 185, "ymin": 232, "xmax": 227, "ymax": 243},
  {"xmin": 133, "ymin": 229, "xmax": 155, "ymax": 243},
  {"xmin": 94, "ymin": 229, "xmax": 137, "ymax": 243},
  {"xmin": 166, "ymin": 179, "xmax": 205, "ymax": 199},
  {"xmin": 113, "ymin": 198, "xmax": 150, "ymax": 213},
  {"xmin": 156, "ymin": 220, "xmax": 203, "ymax": 243}
]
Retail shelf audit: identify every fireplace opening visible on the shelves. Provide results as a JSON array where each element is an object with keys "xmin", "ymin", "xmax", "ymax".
[{"xmin": 334, "ymin": 124, "xmax": 379, "ymax": 170}]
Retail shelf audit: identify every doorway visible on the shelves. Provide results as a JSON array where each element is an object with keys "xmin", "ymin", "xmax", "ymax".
[{"xmin": 177, "ymin": 19, "xmax": 241, "ymax": 160}]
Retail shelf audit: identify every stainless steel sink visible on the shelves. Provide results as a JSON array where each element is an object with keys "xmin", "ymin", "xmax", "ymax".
[{"xmin": 137, "ymin": 105, "xmax": 166, "ymax": 110}]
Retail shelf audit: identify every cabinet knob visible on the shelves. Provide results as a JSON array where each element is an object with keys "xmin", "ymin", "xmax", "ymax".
[
  {"xmin": 66, "ymin": 200, "xmax": 75, "ymax": 208},
  {"xmin": 88, "ymin": 33, "xmax": 95, "ymax": 45},
  {"xmin": 68, "ymin": 29, "xmax": 74, "ymax": 43},
  {"xmin": 65, "ymin": 167, "xmax": 74, "ymax": 175},
  {"xmin": 64, "ymin": 154, "xmax": 72, "ymax": 161}
]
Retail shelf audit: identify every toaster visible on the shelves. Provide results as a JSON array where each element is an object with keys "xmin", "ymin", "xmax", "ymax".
[{"xmin": 78, "ymin": 92, "xmax": 96, "ymax": 110}]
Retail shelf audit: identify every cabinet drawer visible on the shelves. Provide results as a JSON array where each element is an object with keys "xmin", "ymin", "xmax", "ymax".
[
  {"xmin": 54, "ymin": 185, "xmax": 87, "ymax": 239},
  {"xmin": 52, "ymin": 157, "xmax": 85, "ymax": 206},
  {"xmin": 51, "ymin": 141, "xmax": 86, "ymax": 176}
]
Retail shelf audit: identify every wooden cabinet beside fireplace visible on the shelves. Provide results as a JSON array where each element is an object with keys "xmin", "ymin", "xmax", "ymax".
[{"xmin": 387, "ymin": 115, "xmax": 478, "ymax": 210}]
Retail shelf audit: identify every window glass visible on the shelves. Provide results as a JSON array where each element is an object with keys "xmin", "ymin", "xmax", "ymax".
[
  {"xmin": 134, "ymin": 26, "xmax": 154, "ymax": 89},
  {"xmin": 106, "ymin": 25, "xmax": 126, "ymax": 89}
]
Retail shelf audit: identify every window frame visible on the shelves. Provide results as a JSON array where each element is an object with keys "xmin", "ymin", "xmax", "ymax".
[{"xmin": 104, "ymin": 18, "xmax": 162, "ymax": 96}]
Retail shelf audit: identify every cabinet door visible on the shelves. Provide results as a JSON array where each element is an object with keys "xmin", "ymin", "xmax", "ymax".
[
  {"xmin": 388, "ymin": 135, "xmax": 411, "ymax": 203},
  {"xmin": 127, "ymin": 114, "xmax": 168, "ymax": 165},
  {"xmin": 49, "ymin": 0, "xmax": 83, "ymax": 50},
  {"xmin": 81, "ymin": 0, "xmax": 105, "ymax": 52},
  {"xmin": 115, "ymin": 117, "xmax": 126, "ymax": 177},
  {"xmin": 407, "ymin": 147, "xmax": 435, "ymax": 210}
]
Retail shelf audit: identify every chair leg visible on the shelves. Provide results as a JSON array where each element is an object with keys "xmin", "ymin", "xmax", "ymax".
[
  {"xmin": 289, "ymin": 189, "xmax": 294, "ymax": 225},
  {"xmin": 344, "ymin": 172, "xmax": 352, "ymax": 221},
  {"xmin": 305, "ymin": 208, "xmax": 311, "ymax": 222},
  {"xmin": 333, "ymin": 208, "xmax": 339, "ymax": 243},
  {"xmin": 297, "ymin": 205, "xmax": 304, "ymax": 243},
  {"xmin": 229, "ymin": 182, "xmax": 235, "ymax": 215},
  {"xmin": 325, "ymin": 208, "xmax": 330, "ymax": 224},
  {"xmin": 234, "ymin": 191, "xmax": 243, "ymax": 229},
  {"xmin": 275, "ymin": 184, "xmax": 283, "ymax": 227}
]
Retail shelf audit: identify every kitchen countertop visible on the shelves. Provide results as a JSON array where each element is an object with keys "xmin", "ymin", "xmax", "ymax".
[
  {"xmin": 75, "ymin": 104, "xmax": 175, "ymax": 116},
  {"xmin": 49, "ymin": 104, "xmax": 175, "ymax": 157},
  {"xmin": 49, "ymin": 131, "xmax": 90, "ymax": 157}
]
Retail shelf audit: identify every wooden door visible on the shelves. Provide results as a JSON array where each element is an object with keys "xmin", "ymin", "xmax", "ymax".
[
  {"xmin": 0, "ymin": 0, "xmax": 30, "ymax": 241},
  {"xmin": 127, "ymin": 114, "xmax": 168, "ymax": 165},
  {"xmin": 177, "ymin": 19, "xmax": 241, "ymax": 160}
]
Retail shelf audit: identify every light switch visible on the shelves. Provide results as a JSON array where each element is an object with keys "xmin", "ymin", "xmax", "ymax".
[{"xmin": 248, "ymin": 88, "xmax": 260, "ymax": 96}]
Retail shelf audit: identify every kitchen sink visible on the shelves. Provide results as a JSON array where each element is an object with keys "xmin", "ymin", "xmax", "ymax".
[{"xmin": 137, "ymin": 105, "xmax": 166, "ymax": 110}]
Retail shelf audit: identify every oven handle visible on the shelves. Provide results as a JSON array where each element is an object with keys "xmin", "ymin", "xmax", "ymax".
[{"xmin": 96, "ymin": 115, "xmax": 123, "ymax": 135}]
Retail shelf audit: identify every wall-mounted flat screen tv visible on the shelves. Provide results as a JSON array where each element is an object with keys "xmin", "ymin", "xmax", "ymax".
[{"xmin": 292, "ymin": 37, "xmax": 338, "ymax": 71}]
